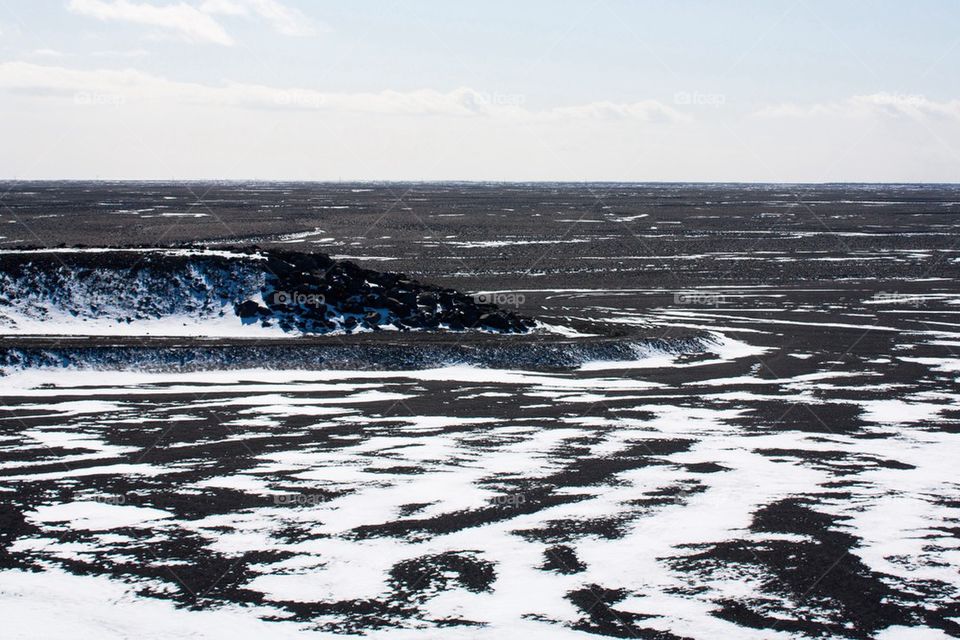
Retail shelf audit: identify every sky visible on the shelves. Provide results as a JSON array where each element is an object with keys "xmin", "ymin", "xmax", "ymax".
[{"xmin": 0, "ymin": 0, "xmax": 959, "ymax": 182}]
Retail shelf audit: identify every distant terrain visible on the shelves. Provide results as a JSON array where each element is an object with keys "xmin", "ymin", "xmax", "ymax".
[{"xmin": 1, "ymin": 183, "xmax": 959, "ymax": 639}]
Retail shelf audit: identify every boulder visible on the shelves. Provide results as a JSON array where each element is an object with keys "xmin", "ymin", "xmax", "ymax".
[
  {"xmin": 235, "ymin": 299, "xmax": 268, "ymax": 319},
  {"xmin": 478, "ymin": 312, "xmax": 512, "ymax": 331},
  {"xmin": 364, "ymin": 292, "xmax": 385, "ymax": 307},
  {"xmin": 255, "ymin": 249, "xmax": 535, "ymax": 334},
  {"xmin": 417, "ymin": 292, "xmax": 439, "ymax": 307}
]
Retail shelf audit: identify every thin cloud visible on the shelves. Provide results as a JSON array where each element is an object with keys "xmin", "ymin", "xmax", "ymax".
[
  {"xmin": 91, "ymin": 49, "xmax": 150, "ymax": 57},
  {"xmin": 31, "ymin": 49, "xmax": 70, "ymax": 58},
  {"xmin": 756, "ymin": 92, "xmax": 960, "ymax": 121},
  {"xmin": 67, "ymin": 0, "xmax": 235, "ymax": 46},
  {"xmin": 0, "ymin": 61, "xmax": 684, "ymax": 123},
  {"xmin": 199, "ymin": 0, "xmax": 321, "ymax": 37},
  {"xmin": 550, "ymin": 100, "xmax": 691, "ymax": 124},
  {"xmin": 197, "ymin": 0, "xmax": 247, "ymax": 15},
  {"xmin": 246, "ymin": 0, "xmax": 318, "ymax": 37}
]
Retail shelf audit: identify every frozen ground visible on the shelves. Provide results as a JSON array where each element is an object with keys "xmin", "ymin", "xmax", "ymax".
[{"xmin": 1, "ymin": 183, "xmax": 959, "ymax": 638}]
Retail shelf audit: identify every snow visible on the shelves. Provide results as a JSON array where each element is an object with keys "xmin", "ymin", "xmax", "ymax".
[
  {"xmin": 2, "ymin": 319, "xmax": 958, "ymax": 637},
  {"xmin": 579, "ymin": 333, "xmax": 768, "ymax": 371},
  {"xmin": 1, "ymin": 303, "xmax": 290, "ymax": 338},
  {"xmin": 27, "ymin": 502, "xmax": 173, "ymax": 530},
  {"xmin": 0, "ymin": 569, "xmax": 320, "ymax": 640}
]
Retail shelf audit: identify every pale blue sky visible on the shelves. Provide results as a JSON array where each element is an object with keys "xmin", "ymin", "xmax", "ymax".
[{"xmin": 1, "ymin": 0, "xmax": 959, "ymax": 181}]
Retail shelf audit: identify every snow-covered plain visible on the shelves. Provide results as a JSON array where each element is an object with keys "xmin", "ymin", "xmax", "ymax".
[
  {"xmin": 2, "ymin": 182, "xmax": 960, "ymax": 638},
  {"xmin": 2, "ymin": 303, "xmax": 959, "ymax": 639}
]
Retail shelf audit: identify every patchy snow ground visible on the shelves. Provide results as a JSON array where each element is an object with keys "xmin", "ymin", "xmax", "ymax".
[
  {"xmin": 2, "ymin": 294, "xmax": 959, "ymax": 639},
  {"xmin": 2, "ymin": 183, "xmax": 960, "ymax": 638}
]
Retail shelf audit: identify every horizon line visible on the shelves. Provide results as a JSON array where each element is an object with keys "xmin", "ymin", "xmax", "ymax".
[{"xmin": 2, "ymin": 179, "xmax": 959, "ymax": 187}]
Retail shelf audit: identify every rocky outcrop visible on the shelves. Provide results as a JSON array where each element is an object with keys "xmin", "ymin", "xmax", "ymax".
[
  {"xmin": 245, "ymin": 249, "xmax": 535, "ymax": 333},
  {"xmin": 0, "ymin": 247, "xmax": 536, "ymax": 335}
]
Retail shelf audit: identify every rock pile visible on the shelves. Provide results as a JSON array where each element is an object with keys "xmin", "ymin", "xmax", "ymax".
[
  {"xmin": 236, "ymin": 250, "xmax": 536, "ymax": 334},
  {"xmin": 0, "ymin": 247, "xmax": 536, "ymax": 336}
]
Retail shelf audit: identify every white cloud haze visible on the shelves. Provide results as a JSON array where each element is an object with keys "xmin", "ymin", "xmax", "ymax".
[
  {"xmin": 2, "ymin": 2, "xmax": 959, "ymax": 181},
  {"xmin": 67, "ymin": 0, "xmax": 235, "ymax": 45},
  {"xmin": 67, "ymin": 0, "xmax": 318, "ymax": 45},
  {"xmin": 198, "ymin": 0, "xmax": 318, "ymax": 37},
  {"xmin": 756, "ymin": 93, "xmax": 960, "ymax": 121},
  {"xmin": 0, "ymin": 62, "xmax": 689, "ymax": 121}
]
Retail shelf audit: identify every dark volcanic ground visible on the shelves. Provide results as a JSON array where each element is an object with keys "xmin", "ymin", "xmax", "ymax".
[
  {"xmin": 1, "ymin": 182, "xmax": 959, "ymax": 639},
  {"xmin": 2, "ymin": 181, "xmax": 959, "ymax": 331}
]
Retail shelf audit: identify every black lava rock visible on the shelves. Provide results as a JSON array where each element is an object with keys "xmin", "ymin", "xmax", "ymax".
[{"xmin": 235, "ymin": 299, "xmax": 268, "ymax": 319}]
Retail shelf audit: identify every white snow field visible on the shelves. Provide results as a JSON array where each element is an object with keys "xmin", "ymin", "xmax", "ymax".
[{"xmin": 2, "ymin": 307, "xmax": 959, "ymax": 638}]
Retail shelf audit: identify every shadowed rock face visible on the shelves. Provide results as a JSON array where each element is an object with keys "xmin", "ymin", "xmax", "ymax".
[
  {"xmin": 0, "ymin": 248, "xmax": 537, "ymax": 335},
  {"xmin": 256, "ymin": 249, "xmax": 536, "ymax": 333}
]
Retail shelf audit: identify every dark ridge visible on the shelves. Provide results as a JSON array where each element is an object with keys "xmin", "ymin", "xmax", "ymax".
[
  {"xmin": 0, "ymin": 335, "xmax": 711, "ymax": 373},
  {"xmin": 0, "ymin": 247, "xmax": 535, "ymax": 335},
  {"xmin": 0, "ymin": 247, "xmax": 713, "ymax": 372}
]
